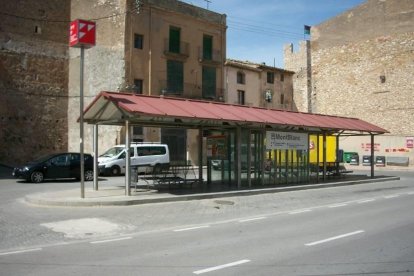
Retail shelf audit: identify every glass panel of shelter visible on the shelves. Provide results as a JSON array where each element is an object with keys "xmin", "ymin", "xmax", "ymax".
[{"xmin": 205, "ymin": 129, "xmax": 314, "ymax": 188}]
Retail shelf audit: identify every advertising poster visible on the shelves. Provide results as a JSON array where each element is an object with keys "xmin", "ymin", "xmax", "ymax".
[
  {"xmin": 207, "ymin": 135, "xmax": 227, "ymax": 159},
  {"xmin": 266, "ymin": 131, "xmax": 308, "ymax": 150}
]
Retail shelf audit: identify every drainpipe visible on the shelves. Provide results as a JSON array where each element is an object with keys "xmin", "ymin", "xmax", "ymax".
[{"xmin": 148, "ymin": 6, "xmax": 152, "ymax": 95}]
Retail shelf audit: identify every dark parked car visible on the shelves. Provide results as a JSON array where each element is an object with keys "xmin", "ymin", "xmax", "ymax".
[{"xmin": 13, "ymin": 153, "xmax": 94, "ymax": 183}]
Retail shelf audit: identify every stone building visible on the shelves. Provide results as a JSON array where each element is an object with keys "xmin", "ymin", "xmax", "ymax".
[
  {"xmin": 69, "ymin": 0, "xmax": 226, "ymax": 164},
  {"xmin": 225, "ymin": 59, "xmax": 294, "ymax": 110},
  {"xmin": 284, "ymin": 0, "xmax": 414, "ymax": 166},
  {"xmin": 0, "ymin": 0, "xmax": 70, "ymax": 165}
]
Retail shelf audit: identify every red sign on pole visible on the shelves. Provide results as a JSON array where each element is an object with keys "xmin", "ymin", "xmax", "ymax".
[{"xmin": 69, "ymin": 19, "xmax": 96, "ymax": 48}]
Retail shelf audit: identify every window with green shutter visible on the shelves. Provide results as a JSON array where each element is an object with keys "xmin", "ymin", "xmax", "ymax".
[
  {"xmin": 169, "ymin": 27, "xmax": 180, "ymax": 54},
  {"xmin": 167, "ymin": 60, "xmax": 183, "ymax": 94},
  {"xmin": 203, "ymin": 35, "xmax": 213, "ymax": 60},
  {"xmin": 202, "ymin": 66, "xmax": 216, "ymax": 99}
]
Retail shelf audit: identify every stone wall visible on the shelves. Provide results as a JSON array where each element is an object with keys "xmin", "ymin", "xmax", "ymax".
[
  {"xmin": 284, "ymin": 0, "xmax": 414, "ymax": 166},
  {"xmin": 284, "ymin": 41, "xmax": 311, "ymax": 113},
  {"xmin": 0, "ymin": 0, "xmax": 70, "ymax": 166},
  {"xmin": 68, "ymin": 0, "xmax": 128, "ymax": 155},
  {"xmin": 312, "ymin": 31, "xmax": 414, "ymax": 135}
]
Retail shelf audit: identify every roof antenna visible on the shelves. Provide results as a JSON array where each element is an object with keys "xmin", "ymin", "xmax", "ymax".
[{"xmin": 204, "ymin": 0, "xmax": 211, "ymax": 9}]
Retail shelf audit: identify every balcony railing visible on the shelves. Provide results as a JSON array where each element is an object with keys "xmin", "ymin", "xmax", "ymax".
[
  {"xmin": 164, "ymin": 39, "xmax": 190, "ymax": 59},
  {"xmin": 198, "ymin": 47, "xmax": 222, "ymax": 65},
  {"xmin": 159, "ymin": 80, "xmax": 224, "ymax": 102}
]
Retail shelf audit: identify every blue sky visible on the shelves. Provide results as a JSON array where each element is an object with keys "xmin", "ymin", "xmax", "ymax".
[{"xmin": 181, "ymin": 0, "xmax": 366, "ymax": 68}]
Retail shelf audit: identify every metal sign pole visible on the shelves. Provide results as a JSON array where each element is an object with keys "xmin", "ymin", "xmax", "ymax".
[
  {"xmin": 80, "ymin": 46, "xmax": 85, "ymax": 198},
  {"xmin": 70, "ymin": 19, "xmax": 95, "ymax": 199}
]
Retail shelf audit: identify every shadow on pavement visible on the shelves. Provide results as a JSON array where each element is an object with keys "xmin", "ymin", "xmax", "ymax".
[{"xmin": 0, "ymin": 164, "xmax": 13, "ymax": 180}]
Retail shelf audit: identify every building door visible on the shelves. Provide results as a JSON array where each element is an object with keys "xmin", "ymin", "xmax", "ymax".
[
  {"xmin": 167, "ymin": 60, "xmax": 183, "ymax": 94},
  {"xmin": 202, "ymin": 66, "xmax": 216, "ymax": 99}
]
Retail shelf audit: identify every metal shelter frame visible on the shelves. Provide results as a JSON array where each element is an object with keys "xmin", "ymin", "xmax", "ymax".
[{"xmin": 82, "ymin": 92, "xmax": 388, "ymax": 197}]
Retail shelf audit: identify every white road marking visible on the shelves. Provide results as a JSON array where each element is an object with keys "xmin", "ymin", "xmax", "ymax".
[
  {"xmin": 289, "ymin": 209, "xmax": 312, "ymax": 215},
  {"xmin": 328, "ymin": 203, "xmax": 347, "ymax": 208},
  {"xmin": 305, "ymin": 230, "xmax": 365, "ymax": 246},
  {"xmin": 407, "ymin": 191, "xmax": 414, "ymax": 195},
  {"xmin": 358, "ymin": 199, "xmax": 376, "ymax": 204},
  {"xmin": 239, "ymin": 217, "xmax": 266, "ymax": 223},
  {"xmin": 384, "ymin": 195, "xmax": 399, "ymax": 199},
  {"xmin": 174, "ymin": 225, "xmax": 210, "ymax": 232},
  {"xmin": 90, "ymin": 237, "xmax": 132, "ymax": 244},
  {"xmin": 193, "ymin": 259, "xmax": 251, "ymax": 274},
  {"xmin": 0, "ymin": 248, "xmax": 42, "ymax": 256}
]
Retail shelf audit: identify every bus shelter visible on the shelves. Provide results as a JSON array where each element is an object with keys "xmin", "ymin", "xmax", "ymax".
[{"xmin": 83, "ymin": 91, "xmax": 388, "ymax": 196}]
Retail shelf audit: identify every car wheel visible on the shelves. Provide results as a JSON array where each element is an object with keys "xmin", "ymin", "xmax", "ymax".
[
  {"xmin": 85, "ymin": 170, "xmax": 94, "ymax": 181},
  {"xmin": 110, "ymin": 165, "xmax": 121, "ymax": 176},
  {"xmin": 30, "ymin": 171, "xmax": 44, "ymax": 183}
]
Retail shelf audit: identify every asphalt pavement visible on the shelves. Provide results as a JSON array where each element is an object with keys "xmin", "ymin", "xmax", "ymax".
[{"xmin": 1, "ymin": 173, "xmax": 414, "ymax": 275}]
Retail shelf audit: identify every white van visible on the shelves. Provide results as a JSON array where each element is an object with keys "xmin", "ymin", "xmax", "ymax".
[{"xmin": 98, "ymin": 143, "xmax": 170, "ymax": 175}]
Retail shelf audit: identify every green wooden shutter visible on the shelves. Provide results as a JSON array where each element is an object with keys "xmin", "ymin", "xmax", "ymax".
[
  {"xmin": 203, "ymin": 35, "xmax": 213, "ymax": 60},
  {"xmin": 202, "ymin": 66, "xmax": 216, "ymax": 99},
  {"xmin": 169, "ymin": 27, "xmax": 180, "ymax": 53},
  {"xmin": 167, "ymin": 60, "xmax": 183, "ymax": 94}
]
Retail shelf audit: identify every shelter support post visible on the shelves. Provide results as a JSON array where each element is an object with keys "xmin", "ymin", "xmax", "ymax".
[
  {"xmin": 198, "ymin": 127, "xmax": 203, "ymax": 185},
  {"xmin": 247, "ymin": 129, "xmax": 252, "ymax": 188},
  {"xmin": 323, "ymin": 133, "xmax": 327, "ymax": 181},
  {"xmin": 307, "ymin": 134, "xmax": 310, "ymax": 183},
  {"xmin": 125, "ymin": 120, "xmax": 131, "ymax": 196},
  {"xmin": 316, "ymin": 134, "xmax": 320, "ymax": 183},
  {"xmin": 93, "ymin": 124, "xmax": 99, "ymax": 190},
  {"xmin": 371, "ymin": 134, "xmax": 375, "ymax": 179},
  {"xmin": 236, "ymin": 126, "xmax": 242, "ymax": 189},
  {"xmin": 336, "ymin": 134, "xmax": 340, "ymax": 176}
]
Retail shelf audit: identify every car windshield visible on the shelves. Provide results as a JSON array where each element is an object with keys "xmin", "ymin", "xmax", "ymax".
[{"xmin": 100, "ymin": 147, "xmax": 124, "ymax": 158}]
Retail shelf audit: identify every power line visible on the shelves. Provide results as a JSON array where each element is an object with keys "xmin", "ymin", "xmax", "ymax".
[
  {"xmin": 228, "ymin": 15, "xmax": 301, "ymax": 31},
  {"xmin": 227, "ymin": 24, "xmax": 303, "ymax": 40},
  {"xmin": 228, "ymin": 19, "xmax": 303, "ymax": 36}
]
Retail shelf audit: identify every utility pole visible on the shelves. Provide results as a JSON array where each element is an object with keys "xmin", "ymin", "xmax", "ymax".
[{"xmin": 204, "ymin": 0, "xmax": 211, "ymax": 9}]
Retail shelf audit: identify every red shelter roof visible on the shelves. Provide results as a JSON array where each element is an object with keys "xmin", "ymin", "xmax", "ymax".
[{"xmin": 83, "ymin": 91, "xmax": 388, "ymax": 134}]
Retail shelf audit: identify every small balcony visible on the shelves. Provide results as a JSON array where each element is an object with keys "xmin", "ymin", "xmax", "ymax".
[
  {"xmin": 164, "ymin": 39, "xmax": 190, "ymax": 60},
  {"xmin": 198, "ymin": 47, "xmax": 222, "ymax": 66},
  {"xmin": 159, "ymin": 80, "xmax": 224, "ymax": 102}
]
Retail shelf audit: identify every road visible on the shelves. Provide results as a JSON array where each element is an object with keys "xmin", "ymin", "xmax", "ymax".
[{"xmin": 0, "ymin": 170, "xmax": 413, "ymax": 275}]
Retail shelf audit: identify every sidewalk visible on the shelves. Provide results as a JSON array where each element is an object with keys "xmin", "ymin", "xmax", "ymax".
[
  {"xmin": 1, "ymin": 163, "xmax": 402, "ymax": 207},
  {"xmin": 25, "ymin": 174, "xmax": 400, "ymax": 207}
]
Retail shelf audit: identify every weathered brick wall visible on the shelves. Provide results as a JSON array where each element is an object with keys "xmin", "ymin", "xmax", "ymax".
[{"xmin": 0, "ymin": 0, "xmax": 70, "ymax": 166}]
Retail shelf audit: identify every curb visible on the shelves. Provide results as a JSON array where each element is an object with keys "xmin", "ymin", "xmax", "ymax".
[{"xmin": 24, "ymin": 176, "xmax": 400, "ymax": 207}]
